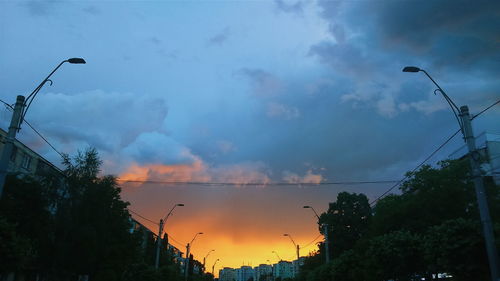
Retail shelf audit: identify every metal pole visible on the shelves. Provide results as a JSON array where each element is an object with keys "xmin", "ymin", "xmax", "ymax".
[
  {"xmin": 185, "ymin": 243, "xmax": 191, "ymax": 281},
  {"xmin": 155, "ymin": 219, "xmax": 164, "ymax": 269},
  {"xmin": 323, "ymin": 224, "xmax": 330, "ymax": 263},
  {"xmin": 460, "ymin": 106, "xmax": 499, "ymax": 281},
  {"xmin": 212, "ymin": 259, "xmax": 219, "ymax": 276},
  {"xmin": 296, "ymin": 244, "xmax": 299, "ymax": 260},
  {"xmin": 0, "ymin": 95, "xmax": 25, "ymax": 199}
]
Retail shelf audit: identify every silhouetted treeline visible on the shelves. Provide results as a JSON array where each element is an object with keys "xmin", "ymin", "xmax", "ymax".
[
  {"xmin": 0, "ymin": 148, "xmax": 201, "ymax": 281},
  {"xmin": 296, "ymin": 159, "xmax": 500, "ymax": 281}
]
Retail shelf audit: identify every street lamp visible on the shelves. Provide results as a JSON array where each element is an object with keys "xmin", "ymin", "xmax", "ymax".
[
  {"xmin": 271, "ymin": 251, "xmax": 282, "ymax": 262},
  {"xmin": 303, "ymin": 206, "xmax": 330, "ymax": 263},
  {"xmin": 0, "ymin": 58, "xmax": 86, "ymax": 199},
  {"xmin": 283, "ymin": 234, "xmax": 299, "ymax": 260},
  {"xmin": 212, "ymin": 258, "xmax": 220, "ymax": 276},
  {"xmin": 403, "ymin": 66, "xmax": 499, "ymax": 281},
  {"xmin": 203, "ymin": 249, "xmax": 215, "ymax": 269},
  {"xmin": 303, "ymin": 205, "xmax": 320, "ymax": 220},
  {"xmin": 185, "ymin": 232, "xmax": 204, "ymax": 281},
  {"xmin": 155, "ymin": 203, "xmax": 184, "ymax": 269}
]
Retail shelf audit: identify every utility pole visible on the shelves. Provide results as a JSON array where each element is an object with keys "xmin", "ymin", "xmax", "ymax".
[
  {"xmin": 0, "ymin": 95, "xmax": 25, "ymax": 199},
  {"xmin": 460, "ymin": 106, "xmax": 499, "ymax": 281},
  {"xmin": 212, "ymin": 259, "xmax": 219, "ymax": 276},
  {"xmin": 0, "ymin": 58, "xmax": 85, "ymax": 200},
  {"xmin": 323, "ymin": 224, "xmax": 330, "ymax": 263},
  {"xmin": 155, "ymin": 219, "xmax": 165, "ymax": 269},
  {"xmin": 185, "ymin": 243, "xmax": 191, "ymax": 281},
  {"xmin": 403, "ymin": 66, "xmax": 500, "ymax": 281},
  {"xmin": 296, "ymin": 244, "xmax": 299, "ymax": 261}
]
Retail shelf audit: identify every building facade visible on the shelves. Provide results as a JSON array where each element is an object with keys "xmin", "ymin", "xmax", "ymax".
[
  {"xmin": 219, "ymin": 267, "xmax": 237, "ymax": 281},
  {"xmin": 254, "ymin": 264, "xmax": 273, "ymax": 281},
  {"xmin": 0, "ymin": 128, "xmax": 64, "ymax": 178},
  {"xmin": 273, "ymin": 261, "xmax": 294, "ymax": 280},
  {"xmin": 236, "ymin": 266, "xmax": 255, "ymax": 281}
]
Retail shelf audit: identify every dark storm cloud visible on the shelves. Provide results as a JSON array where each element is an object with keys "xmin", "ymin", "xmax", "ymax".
[{"xmin": 317, "ymin": 0, "xmax": 500, "ymax": 73}]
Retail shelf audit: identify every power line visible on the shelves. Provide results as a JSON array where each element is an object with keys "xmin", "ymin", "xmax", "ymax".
[
  {"xmin": 370, "ymin": 100, "xmax": 500, "ymax": 206},
  {"xmin": 128, "ymin": 208, "xmax": 159, "ymax": 225},
  {"xmin": 472, "ymin": 99, "xmax": 500, "ymax": 120},
  {"xmin": 168, "ymin": 234, "xmax": 186, "ymax": 248},
  {"xmin": 300, "ymin": 234, "xmax": 323, "ymax": 250},
  {"xmin": 128, "ymin": 208, "xmax": 186, "ymax": 248},
  {"xmin": 116, "ymin": 179, "xmax": 398, "ymax": 186},
  {"xmin": 23, "ymin": 120, "xmax": 65, "ymax": 158},
  {"xmin": 0, "ymin": 99, "xmax": 65, "ymax": 159},
  {"xmin": 369, "ymin": 129, "xmax": 461, "ymax": 206}
]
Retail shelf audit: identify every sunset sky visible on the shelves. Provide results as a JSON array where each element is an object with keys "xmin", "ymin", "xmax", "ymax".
[{"xmin": 1, "ymin": 0, "xmax": 499, "ymax": 275}]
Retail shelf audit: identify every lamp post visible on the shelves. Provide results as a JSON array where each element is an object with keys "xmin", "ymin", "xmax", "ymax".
[
  {"xmin": 212, "ymin": 258, "xmax": 220, "ymax": 276},
  {"xmin": 0, "ymin": 58, "xmax": 86, "ymax": 199},
  {"xmin": 185, "ymin": 232, "xmax": 203, "ymax": 281},
  {"xmin": 403, "ymin": 66, "xmax": 499, "ymax": 281},
  {"xmin": 304, "ymin": 206, "xmax": 329, "ymax": 263},
  {"xmin": 203, "ymin": 249, "xmax": 215, "ymax": 270},
  {"xmin": 272, "ymin": 251, "xmax": 282, "ymax": 262},
  {"xmin": 283, "ymin": 234, "xmax": 299, "ymax": 260},
  {"xmin": 155, "ymin": 203, "xmax": 184, "ymax": 269}
]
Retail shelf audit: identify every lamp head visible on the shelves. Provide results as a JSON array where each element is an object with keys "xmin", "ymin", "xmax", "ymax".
[
  {"xmin": 283, "ymin": 234, "xmax": 289, "ymax": 236},
  {"xmin": 303, "ymin": 206, "xmax": 310, "ymax": 209},
  {"xmin": 402, "ymin": 66, "xmax": 420, "ymax": 73},
  {"xmin": 199, "ymin": 232, "xmax": 204, "ymax": 235},
  {"xmin": 177, "ymin": 203, "xmax": 185, "ymax": 206},
  {"xmin": 67, "ymin": 58, "xmax": 86, "ymax": 64}
]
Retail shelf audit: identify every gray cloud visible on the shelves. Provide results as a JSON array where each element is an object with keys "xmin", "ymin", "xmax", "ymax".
[
  {"xmin": 238, "ymin": 68, "xmax": 284, "ymax": 97},
  {"xmin": 207, "ymin": 28, "xmax": 230, "ymax": 45},
  {"xmin": 23, "ymin": 0, "xmax": 57, "ymax": 16},
  {"xmin": 82, "ymin": 5, "xmax": 100, "ymax": 15},
  {"xmin": 274, "ymin": 0, "xmax": 305, "ymax": 15}
]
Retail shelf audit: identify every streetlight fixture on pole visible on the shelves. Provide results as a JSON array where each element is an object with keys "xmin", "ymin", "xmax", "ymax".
[
  {"xmin": 212, "ymin": 258, "xmax": 220, "ymax": 276},
  {"xmin": 0, "ymin": 58, "xmax": 86, "ymax": 199},
  {"xmin": 271, "ymin": 251, "xmax": 282, "ymax": 262},
  {"xmin": 185, "ymin": 232, "xmax": 203, "ymax": 281},
  {"xmin": 403, "ymin": 66, "xmax": 500, "ymax": 281},
  {"xmin": 203, "ymin": 249, "xmax": 215, "ymax": 270},
  {"xmin": 155, "ymin": 203, "xmax": 184, "ymax": 269},
  {"xmin": 304, "ymin": 206, "xmax": 330, "ymax": 263},
  {"xmin": 283, "ymin": 234, "xmax": 299, "ymax": 260}
]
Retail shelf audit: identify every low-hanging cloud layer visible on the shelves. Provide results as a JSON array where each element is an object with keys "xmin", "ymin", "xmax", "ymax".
[{"xmin": 1, "ymin": 0, "xmax": 499, "ymax": 272}]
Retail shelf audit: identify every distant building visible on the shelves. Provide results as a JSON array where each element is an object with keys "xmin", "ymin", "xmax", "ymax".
[
  {"xmin": 292, "ymin": 257, "xmax": 305, "ymax": 277},
  {"xmin": 273, "ymin": 261, "xmax": 294, "ymax": 279},
  {"xmin": 236, "ymin": 266, "xmax": 254, "ymax": 281},
  {"xmin": 219, "ymin": 267, "xmax": 237, "ymax": 281},
  {"xmin": 129, "ymin": 218, "xmax": 184, "ymax": 270},
  {"xmin": 253, "ymin": 264, "xmax": 272, "ymax": 281},
  {"xmin": 450, "ymin": 131, "xmax": 500, "ymax": 185}
]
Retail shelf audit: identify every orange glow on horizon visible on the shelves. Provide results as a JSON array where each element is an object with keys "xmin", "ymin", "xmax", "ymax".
[{"xmin": 119, "ymin": 163, "xmax": 333, "ymax": 278}]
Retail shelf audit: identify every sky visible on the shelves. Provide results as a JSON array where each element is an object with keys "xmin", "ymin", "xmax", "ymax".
[{"xmin": 1, "ymin": 0, "xmax": 499, "ymax": 275}]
